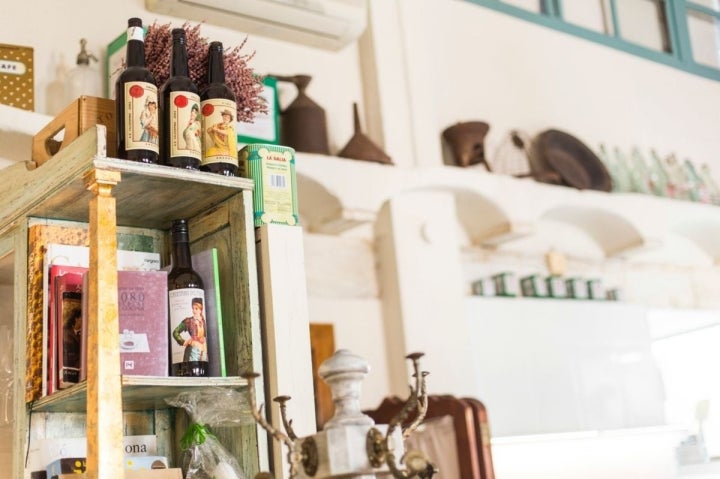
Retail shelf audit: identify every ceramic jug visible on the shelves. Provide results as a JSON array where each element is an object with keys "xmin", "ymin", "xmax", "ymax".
[{"xmin": 274, "ymin": 74, "xmax": 330, "ymax": 155}]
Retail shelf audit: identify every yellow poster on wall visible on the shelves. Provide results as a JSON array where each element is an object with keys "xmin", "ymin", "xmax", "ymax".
[{"xmin": 0, "ymin": 43, "xmax": 34, "ymax": 111}]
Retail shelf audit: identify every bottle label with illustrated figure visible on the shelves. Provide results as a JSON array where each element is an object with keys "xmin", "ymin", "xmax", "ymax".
[
  {"xmin": 123, "ymin": 81, "xmax": 159, "ymax": 153},
  {"xmin": 168, "ymin": 288, "xmax": 208, "ymax": 369},
  {"xmin": 169, "ymin": 91, "xmax": 201, "ymax": 160},
  {"xmin": 200, "ymin": 98, "xmax": 238, "ymax": 166}
]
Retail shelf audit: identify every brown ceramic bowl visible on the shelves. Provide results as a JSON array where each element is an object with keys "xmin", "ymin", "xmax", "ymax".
[{"xmin": 529, "ymin": 129, "xmax": 611, "ymax": 191}]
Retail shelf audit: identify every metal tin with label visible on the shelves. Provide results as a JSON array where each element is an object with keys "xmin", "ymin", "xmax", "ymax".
[
  {"xmin": 566, "ymin": 277, "xmax": 589, "ymax": 299},
  {"xmin": 492, "ymin": 272, "xmax": 518, "ymax": 297},
  {"xmin": 520, "ymin": 274, "xmax": 548, "ymax": 297},
  {"xmin": 471, "ymin": 277, "xmax": 496, "ymax": 297},
  {"xmin": 587, "ymin": 279, "xmax": 606, "ymax": 300},
  {"xmin": 545, "ymin": 275, "xmax": 568, "ymax": 298}
]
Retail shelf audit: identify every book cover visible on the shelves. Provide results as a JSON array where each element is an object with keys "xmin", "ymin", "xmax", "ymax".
[
  {"xmin": 117, "ymin": 270, "xmax": 169, "ymax": 377},
  {"xmin": 192, "ymin": 248, "xmax": 226, "ymax": 377},
  {"xmin": 43, "ymin": 246, "xmax": 89, "ymax": 396},
  {"xmin": 54, "ymin": 268, "xmax": 85, "ymax": 390}
]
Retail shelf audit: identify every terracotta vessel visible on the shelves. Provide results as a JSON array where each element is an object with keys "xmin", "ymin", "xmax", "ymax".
[
  {"xmin": 338, "ymin": 103, "xmax": 392, "ymax": 164},
  {"xmin": 442, "ymin": 121, "xmax": 492, "ymax": 170},
  {"xmin": 274, "ymin": 74, "xmax": 330, "ymax": 155}
]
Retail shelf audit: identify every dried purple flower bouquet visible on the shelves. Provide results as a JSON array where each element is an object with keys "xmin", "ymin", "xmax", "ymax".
[{"xmin": 145, "ymin": 21, "xmax": 267, "ymax": 123}]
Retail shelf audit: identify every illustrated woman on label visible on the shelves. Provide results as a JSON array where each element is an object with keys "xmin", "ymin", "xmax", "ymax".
[
  {"xmin": 139, "ymin": 97, "xmax": 159, "ymax": 145},
  {"xmin": 172, "ymin": 297, "xmax": 207, "ymax": 362},
  {"xmin": 183, "ymin": 103, "xmax": 201, "ymax": 152}
]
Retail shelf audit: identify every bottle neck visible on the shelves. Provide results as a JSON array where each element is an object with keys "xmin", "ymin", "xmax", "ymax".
[
  {"xmin": 207, "ymin": 48, "xmax": 225, "ymax": 84},
  {"xmin": 126, "ymin": 25, "xmax": 146, "ymax": 68},
  {"xmin": 171, "ymin": 235, "xmax": 193, "ymax": 269},
  {"xmin": 171, "ymin": 38, "xmax": 189, "ymax": 78}
]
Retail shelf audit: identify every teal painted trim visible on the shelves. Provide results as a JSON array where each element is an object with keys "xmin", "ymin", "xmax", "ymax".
[
  {"xmin": 540, "ymin": 0, "xmax": 554, "ymax": 15},
  {"xmin": 665, "ymin": 0, "xmax": 684, "ymax": 58},
  {"xmin": 608, "ymin": 0, "xmax": 621, "ymax": 39},
  {"xmin": 553, "ymin": 0, "xmax": 563, "ymax": 18},
  {"xmin": 686, "ymin": 2, "xmax": 720, "ymax": 20},
  {"xmin": 672, "ymin": 1, "xmax": 694, "ymax": 62},
  {"xmin": 462, "ymin": 0, "xmax": 720, "ymax": 81}
]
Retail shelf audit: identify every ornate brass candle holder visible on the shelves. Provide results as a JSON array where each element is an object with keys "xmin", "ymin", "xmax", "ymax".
[{"xmin": 242, "ymin": 350, "xmax": 436, "ymax": 479}]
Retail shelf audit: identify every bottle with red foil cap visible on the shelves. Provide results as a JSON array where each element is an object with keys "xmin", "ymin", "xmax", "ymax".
[
  {"xmin": 160, "ymin": 28, "xmax": 201, "ymax": 169},
  {"xmin": 116, "ymin": 17, "xmax": 159, "ymax": 164},
  {"xmin": 200, "ymin": 41, "xmax": 238, "ymax": 176}
]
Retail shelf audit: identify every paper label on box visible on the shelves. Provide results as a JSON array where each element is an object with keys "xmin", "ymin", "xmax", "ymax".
[
  {"xmin": 26, "ymin": 435, "xmax": 157, "ymax": 472},
  {"xmin": 241, "ymin": 144, "xmax": 298, "ymax": 226}
]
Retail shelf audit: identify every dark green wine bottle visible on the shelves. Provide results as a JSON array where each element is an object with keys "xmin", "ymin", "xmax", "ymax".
[
  {"xmin": 160, "ymin": 28, "xmax": 201, "ymax": 169},
  {"xmin": 115, "ymin": 17, "xmax": 159, "ymax": 164},
  {"xmin": 199, "ymin": 41, "xmax": 238, "ymax": 176},
  {"xmin": 167, "ymin": 219, "xmax": 208, "ymax": 377}
]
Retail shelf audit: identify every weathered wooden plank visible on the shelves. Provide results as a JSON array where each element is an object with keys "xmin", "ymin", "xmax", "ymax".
[
  {"xmin": 11, "ymin": 223, "xmax": 27, "ymax": 479},
  {"xmin": 31, "ymin": 376, "xmax": 247, "ymax": 413},
  {"xmin": 255, "ymin": 224, "xmax": 315, "ymax": 478}
]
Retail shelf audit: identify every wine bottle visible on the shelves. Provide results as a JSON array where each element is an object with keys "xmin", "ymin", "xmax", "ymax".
[
  {"xmin": 115, "ymin": 17, "xmax": 159, "ymax": 164},
  {"xmin": 167, "ymin": 219, "xmax": 208, "ymax": 377},
  {"xmin": 199, "ymin": 41, "xmax": 239, "ymax": 176},
  {"xmin": 160, "ymin": 28, "xmax": 201, "ymax": 169}
]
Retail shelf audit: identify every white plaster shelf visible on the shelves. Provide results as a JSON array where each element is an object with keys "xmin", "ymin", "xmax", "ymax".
[{"xmin": 295, "ymin": 153, "xmax": 720, "ymax": 263}]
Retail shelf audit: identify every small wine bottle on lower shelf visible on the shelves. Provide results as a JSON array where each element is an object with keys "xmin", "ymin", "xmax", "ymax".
[{"xmin": 167, "ymin": 219, "xmax": 209, "ymax": 377}]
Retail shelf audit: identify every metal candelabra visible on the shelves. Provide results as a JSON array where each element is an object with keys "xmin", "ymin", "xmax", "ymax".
[{"xmin": 242, "ymin": 350, "xmax": 436, "ymax": 479}]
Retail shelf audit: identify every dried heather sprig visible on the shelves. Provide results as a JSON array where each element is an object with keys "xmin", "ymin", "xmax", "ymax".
[{"xmin": 144, "ymin": 21, "xmax": 267, "ymax": 122}]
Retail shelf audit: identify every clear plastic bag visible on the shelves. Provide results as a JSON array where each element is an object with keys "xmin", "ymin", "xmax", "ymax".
[{"xmin": 166, "ymin": 387, "xmax": 256, "ymax": 479}]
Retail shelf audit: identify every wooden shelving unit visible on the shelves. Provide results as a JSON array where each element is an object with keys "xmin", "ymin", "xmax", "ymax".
[{"xmin": 0, "ymin": 125, "xmax": 267, "ymax": 479}]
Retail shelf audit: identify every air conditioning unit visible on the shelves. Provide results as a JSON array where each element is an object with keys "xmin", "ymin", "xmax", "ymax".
[{"xmin": 145, "ymin": 0, "xmax": 368, "ymax": 51}]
